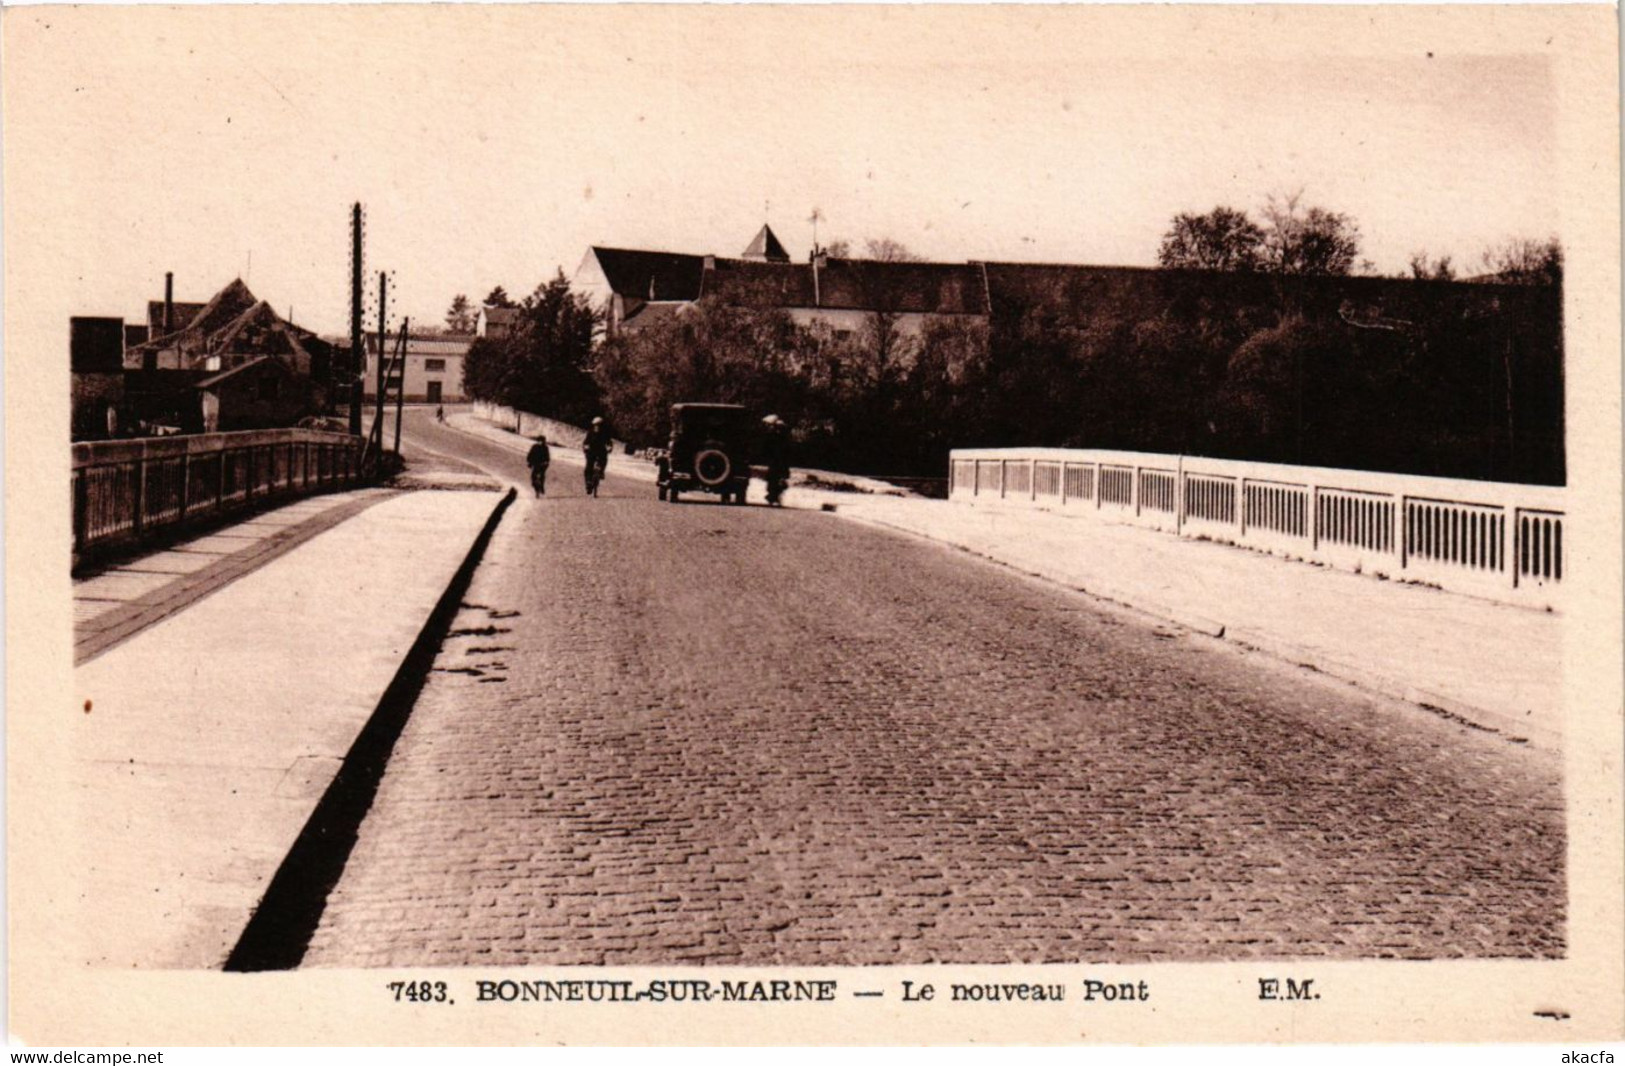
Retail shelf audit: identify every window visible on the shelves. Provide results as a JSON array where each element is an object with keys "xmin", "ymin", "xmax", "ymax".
[{"xmin": 424, "ymin": 358, "xmax": 447, "ymax": 372}]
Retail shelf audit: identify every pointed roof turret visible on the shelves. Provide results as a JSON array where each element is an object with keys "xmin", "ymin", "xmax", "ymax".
[{"xmin": 742, "ymin": 224, "xmax": 791, "ymax": 264}]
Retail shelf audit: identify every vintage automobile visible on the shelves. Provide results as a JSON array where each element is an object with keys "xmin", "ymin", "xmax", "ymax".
[{"xmin": 655, "ymin": 403, "xmax": 753, "ymax": 504}]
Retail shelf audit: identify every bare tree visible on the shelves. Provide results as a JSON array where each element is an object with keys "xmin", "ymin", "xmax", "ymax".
[
  {"xmin": 1157, "ymin": 207, "xmax": 1265, "ymax": 271},
  {"xmin": 822, "ymin": 239, "xmax": 852, "ymax": 258},
  {"xmin": 1407, "ymin": 251, "xmax": 1457, "ymax": 281},
  {"xmin": 1479, "ymin": 237, "xmax": 1562, "ymax": 286},
  {"xmin": 863, "ymin": 238, "xmax": 922, "ymax": 262},
  {"xmin": 1259, "ymin": 191, "xmax": 1361, "ymax": 276}
]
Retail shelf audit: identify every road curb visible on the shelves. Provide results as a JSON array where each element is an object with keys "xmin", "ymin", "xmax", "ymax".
[
  {"xmin": 1222, "ymin": 624, "xmax": 1553, "ymax": 749},
  {"xmin": 224, "ymin": 486, "xmax": 518, "ymax": 971}
]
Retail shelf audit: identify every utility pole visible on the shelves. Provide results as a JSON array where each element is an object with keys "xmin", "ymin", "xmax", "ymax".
[
  {"xmin": 394, "ymin": 317, "xmax": 408, "ymax": 455},
  {"xmin": 373, "ymin": 271, "xmax": 388, "ymax": 456},
  {"xmin": 809, "ymin": 207, "xmax": 824, "ymax": 307},
  {"xmin": 348, "ymin": 204, "xmax": 364, "ymax": 435}
]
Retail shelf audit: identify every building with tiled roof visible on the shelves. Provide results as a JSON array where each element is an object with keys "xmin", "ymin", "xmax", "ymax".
[
  {"xmin": 146, "ymin": 300, "xmax": 207, "ymax": 338},
  {"xmin": 109, "ymin": 276, "xmax": 338, "ymax": 433},
  {"xmin": 127, "ymin": 277, "xmax": 337, "ymax": 387},
  {"xmin": 573, "ymin": 229, "xmax": 990, "ymax": 341},
  {"xmin": 194, "ymin": 355, "xmax": 308, "ymax": 432}
]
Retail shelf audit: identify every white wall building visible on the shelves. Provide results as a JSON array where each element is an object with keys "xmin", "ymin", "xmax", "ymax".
[{"xmin": 361, "ymin": 331, "xmax": 470, "ymax": 403}]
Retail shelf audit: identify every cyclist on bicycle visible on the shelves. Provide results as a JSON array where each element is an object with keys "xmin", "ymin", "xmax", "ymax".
[
  {"xmin": 526, "ymin": 435, "xmax": 551, "ymax": 497},
  {"xmin": 582, "ymin": 416, "xmax": 611, "ymax": 493}
]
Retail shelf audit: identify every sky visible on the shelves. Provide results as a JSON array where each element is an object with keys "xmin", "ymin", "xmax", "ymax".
[{"xmin": 5, "ymin": 5, "xmax": 1566, "ymax": 339}]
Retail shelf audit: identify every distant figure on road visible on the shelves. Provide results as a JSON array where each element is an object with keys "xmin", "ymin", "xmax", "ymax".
[
  {"xmin": 526, "ymin": 436, "xmax": 551, "ymax": 497},
  {"xmin": 761, "ymin": 414, "xmax": 790, "ymax": 506},
  {"xmin": 435, "ymin": 405, "xmax": 445, "ymax": 423},
  {"xmin": 582, "ymin": 416, "xmax": 611, "ymax": 492}
]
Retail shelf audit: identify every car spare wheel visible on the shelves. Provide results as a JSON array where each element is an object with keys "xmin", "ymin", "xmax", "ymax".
[{"xmin": 693, "ymin": 445, "xmax": 732, "ymax": 487}]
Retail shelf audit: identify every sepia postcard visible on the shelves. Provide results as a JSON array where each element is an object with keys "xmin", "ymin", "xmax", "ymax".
[{"xmin": 4, "ymin": 2, "xmax": 1622, "ymax": 1048}]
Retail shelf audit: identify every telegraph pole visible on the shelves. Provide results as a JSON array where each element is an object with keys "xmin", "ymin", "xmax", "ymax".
[
  {"xmin": 347, "ymin": 204, "xmax": 364, "ymax": 435},
  {"xmin": 373, "ymin": 271, "xmax": 388, "ymax": 455},
  {"xmin": 394, "ymin": 317, "xmax": 408, "ymax": 455}
]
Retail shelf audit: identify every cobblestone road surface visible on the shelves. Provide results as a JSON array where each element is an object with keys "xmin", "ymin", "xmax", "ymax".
[{"xmin": 303, "ymin": 411, "xmax": 1564, "ymax": 965}]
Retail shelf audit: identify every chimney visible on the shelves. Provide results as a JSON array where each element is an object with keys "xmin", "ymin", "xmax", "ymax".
[
  {"xmin": 697, "ymin": 256, "xmax": 716, "ymax": 300},
  {"xmin": 164, "ymin": 272, "xmax": 174, "ymax": 332}
]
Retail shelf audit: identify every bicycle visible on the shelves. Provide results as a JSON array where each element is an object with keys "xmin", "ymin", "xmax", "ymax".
[{"xmin": 584, "ymin": 454, "xmax": 606, "ymax": 497}]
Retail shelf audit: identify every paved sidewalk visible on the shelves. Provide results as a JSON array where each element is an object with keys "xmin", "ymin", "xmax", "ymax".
[
  {"xmin": 450, "ymin": 411, "xmax": 1561, "ymax": 743},
  {"xmin": 73, "ymin": 488, "xmax": 398, "ymax": 664},
  {"xmin": 69, "ymin": 487, "xmax": 505, "ymax": 968}
]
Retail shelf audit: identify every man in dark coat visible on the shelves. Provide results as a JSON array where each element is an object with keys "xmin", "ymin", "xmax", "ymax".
[
  {"xmin": 526, "ymin": 436, "xmax": 551, "ymax": 496},
  {"xmin": 761, "ymin": 414, "xmax": 790, "ymax": 505},
  {"xmin": 582, "ymin": 416, "xmax": 611, "ymax": 490}
]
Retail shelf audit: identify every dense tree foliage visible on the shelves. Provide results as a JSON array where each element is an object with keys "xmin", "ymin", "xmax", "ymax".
[
  {"xmin": 593, "ymin": 301, "xmax": 987, "ymax": 476},
  {"xmin": 1158, "ymin": 207, "xmax": 1264, "ymax": 271},
  {"xmin": 462, "ymin": 272, "xmax": 602, "ymax": 425},
  {"xmin": 482, "ymin": 263, "xmax": 1561, "ymax": 486},
  {"xmin": 1159, "ymin": 194, "xmax": 1361, "ymax": 277}
]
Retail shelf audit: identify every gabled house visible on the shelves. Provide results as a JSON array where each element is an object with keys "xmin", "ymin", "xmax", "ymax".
[
  {"xmin": 476, "ymin": 305, "xmax": 520, "ymax": 340},
  {"xmin": 113, "ymin": 276, "xmax": 335, "ymax": 433},
  {"xmin": 127, "ymin": 277, "xmax": 336, "ymax": 390}
]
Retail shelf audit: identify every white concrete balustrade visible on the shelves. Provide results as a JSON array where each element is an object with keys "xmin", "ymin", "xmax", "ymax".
[{"xmin": 950, "ymin": 448, "xmax": 1565, "ymax": 608}]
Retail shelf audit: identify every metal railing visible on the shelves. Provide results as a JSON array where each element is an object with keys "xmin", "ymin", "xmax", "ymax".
[
  {"xmin": 73, "ymin": 428, "xmax": 365, "ymax": 563},
  {"xmin": 949, "ymin": 447, "xmax": 1566, "ymax": 608}
]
